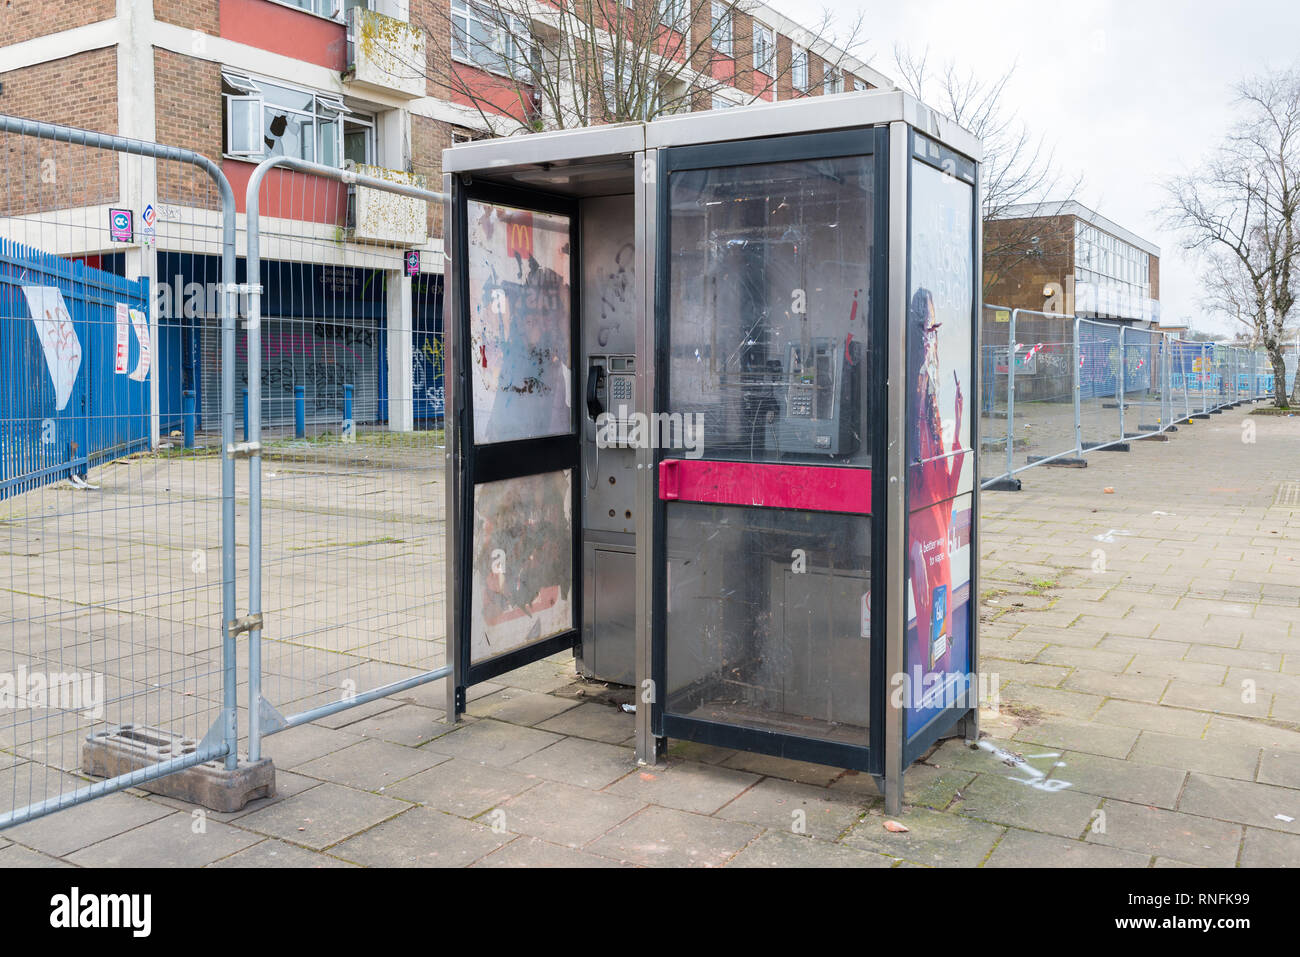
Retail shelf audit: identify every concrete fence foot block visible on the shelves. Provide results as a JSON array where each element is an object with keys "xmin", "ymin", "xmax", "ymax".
[
  {"xmin": 82, "ymin": 725, "xmax": 275, "ymax": 813},
  {"xmin": 1027, "ymin": 455, "xmax": 1087, "ymax": 468},
  {"xmin": 983, "ymin": 477, "xmax": 1023, "ymax": 491}
]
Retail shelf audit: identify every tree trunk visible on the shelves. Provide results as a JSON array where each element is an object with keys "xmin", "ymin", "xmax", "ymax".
[
  {"xmin": 1269, "ymin": 346, "xmax": 1290, "ymax": 408},
  {"xmin": 1291, "ymin": 348, "xmax": 1300, "ymax": 408}
]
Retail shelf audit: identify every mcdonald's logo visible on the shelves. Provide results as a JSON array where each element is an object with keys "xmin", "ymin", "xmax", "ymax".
[{"xmin": 506, "ymin": 211, "xmax": 534, "ymax": 260}]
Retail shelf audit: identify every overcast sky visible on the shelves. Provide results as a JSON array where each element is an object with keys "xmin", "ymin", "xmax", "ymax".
[{"xmin": 770, "ymin": 0, "xmax": 1300, "ymax": 335}]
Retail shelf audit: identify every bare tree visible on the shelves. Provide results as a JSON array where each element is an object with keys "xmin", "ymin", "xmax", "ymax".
[
  {"xmin": 891, "ymin": 45, "xmax": 1082, "ymax": 297},
  {"xmin": 412, "ymin": 0, "xmax": 868, "ymax": 135},
  {"xmin": 1165, "ymin": 68, "xmax": 1300, "ymax": 408}
]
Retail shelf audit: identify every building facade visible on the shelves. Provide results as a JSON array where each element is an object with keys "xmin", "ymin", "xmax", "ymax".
[
  {"xmin": 985, "ymin": 200, "xmax": 1161, "ymax": 326},
  {"xmin": 0, "ymin": 0, "xmax": 887, "ymax": 430}
]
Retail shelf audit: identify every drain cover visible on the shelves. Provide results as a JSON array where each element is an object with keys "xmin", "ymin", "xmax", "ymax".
[{"xmin": 1276, "ymin": 482, "xmax": 1300, "ymax": 507}]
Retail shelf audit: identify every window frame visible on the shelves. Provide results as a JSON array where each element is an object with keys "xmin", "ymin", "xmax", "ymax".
[
  {"xmin": 451, "ymin": 0, "xmax": 536, "ymax": 81},
  {"xmin": 752, "ymin": 22, "xmax": 774, "ymax": 75},
  {"xmin": 221, "ymin": 69, "xmax": 374, "ymax": 169},
  {"xmin": 711, "ymin": 1, "xmax": 733, "ymax": 58},
  {"xmin": 658, "ymin": 0, "xmax": 686, "ymax": 30},
  {"xmin": 791, "ymin": 44, "xmax": 808, "ymax": 91}
]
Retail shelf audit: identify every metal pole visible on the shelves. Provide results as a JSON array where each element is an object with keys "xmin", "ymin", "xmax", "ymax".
[
  {"xmin": 1162, "ymin": 334, "xmax": 1171, "ymax": 428},
  {"xmin": 183, "ymin": 390, "xmax": 196, "ymax": 449},
  {"xmin": 1201, "ymin": 343, "xmax": 1209, "ymax": 415},
  {"xmin": 1118, "ymin": 326, "xmax": 1127, "ymax": 440},
  {"xmin": 1005, "ymin": 309, "xmax": 1018, "ymax": 481},
  {"xmin": 1073, "ymin": 316, "xmax": 1083, "ymax": 453}
]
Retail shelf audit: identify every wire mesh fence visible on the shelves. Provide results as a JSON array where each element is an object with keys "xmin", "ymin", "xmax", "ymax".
[
  {"xmin": 241, "ymin": 159, "xmax": 449, "ymax": 759},
  {"xmin": 0, "ymin": 116, "xmax": 236, "ymax": 827},
  {"xmin": 980, "ymin": 306, "xmax": 1288, "ymax": 491}
]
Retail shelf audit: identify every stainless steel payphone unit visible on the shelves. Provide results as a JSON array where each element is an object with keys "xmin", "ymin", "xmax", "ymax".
[{"xmin": 444, "ymin": 93, "xmax": 983, "ymax": 814}]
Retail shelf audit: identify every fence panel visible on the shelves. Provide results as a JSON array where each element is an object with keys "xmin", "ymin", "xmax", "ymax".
[
  {"xmin": 241, "ymin": 159, "xmax": 449, "ymax": 757},
  {"xmin": 0, "ymin": 116, "xmax": 236, "ymax": 828},
  {"xmin": 1122, "ymin": 327, "xmax": 1162, "ymax": 438},
  {"xmin": 978, "ymin": 304, "xmax": 1012, "ymax": 485},
  {"xmin": 1078, "ymin": 319, "xmax": 1124, "ymax": 450},
  {"xmin": 1005, "ymin": 310, "xmax": 1078, "ymax": 472}
]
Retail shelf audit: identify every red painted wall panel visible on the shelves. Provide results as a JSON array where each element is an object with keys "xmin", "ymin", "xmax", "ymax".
[
  {"xmin": 220, "ymin": 0, "xmax": 347, "ymax": 72},
  {"xmin": 223, "ymin": 159, "xmax": 349, "ymax": 224}
]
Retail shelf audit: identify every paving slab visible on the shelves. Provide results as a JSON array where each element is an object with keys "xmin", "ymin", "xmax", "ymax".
[
  {"xmin": 1050, "ymin": 750, "xmax": 1187, "ymax": 808},
  {"xmin": 347, "ymin": 704, "xmax": 458, "ymax": 748},
  {"xmin": 497, "ymin": 781, "xmax": 644, "ymax": 847},
  {"xmin": 385, "ymin": 758, "xmax": 540, "ymax": 817},
  {"xmin": 1239, "ymin": 826, "xmax": 1300, "ymax": 867},
  {"xmin": 208, "ymin": 839, "xmax": 358, "ymax": 867},
  {"xmin": 466, "ymin": 689, "xmax": 581, "ymax": 726},
  {"xmin": 510, "ymin": 736, "xmax": 636, "ymax": 790},
  {"xmin": 0, "ymin": 843, "xmax": 74, "ymax": 867},
  {"xmin": 1012, "ymin": 718, "xmax": 1138, "ymax": 759},
  {"xmin": 4, "ymin": 791, "xmax": 172, "ymax": 858},
  {"xmin": 428, "ymin": 719, "xmax": 563, "ymax": 767},
  {"xmin": 1177, "ymin": 772, "xmax": 1300, "ymax": 835},
  {"xmin": 984, "ymin": 828, "xmax": 1153, "ymax": 867},
  {"xmin": 954, "ymin": 771, "xmax": 1103, "ymax": 837},
  {"xmin": 294, "ymin": 738, "xmax": 449, "ymax": 792},
  {"xmin": 1258, "ymin": 749, "xmax": 1300, "ymax": 789},
  {"xmin": 332, "ymin": 806, "xmax": 509, "ymax": 866},
  {"xmin": 606, "ymin": 759, "xmax": 760, "ymax": 814},
  {"xmin": 587, "ymin": 805, "xmax": 760, "ymax": 868},
  {"xmin": 66, "ymin": 811, "xmax": 262, "ymax": 867},
  {"xmin": 727, "ymin": 830, "xmax": 896, "ymax": 868},
  {"xmin": 1084, "ymin": 800, "xmax": 1243, "ymax": 867},
  {"xmin": 1129, "ymin": 730, "xmax": 1260, "ymax": 781},
  {"xmin": 718, "ymin": 751, "xmax": 846, "ymax": 787},
  {"xmin": 471, "ymin": 835, "xmax": 626, "ymax": 868},
  {"xmin": 535, "ymin": 701, "xmax": 635, "ymax": 744},
  {"xmin": 262, "ymin": 723, "xmax": 363, "ymax": 769},
  {"xmin": 236, "ymin": 781, "xmax": 409, "ymax": 851},
  {"xmin": 841, "ymin": 807, "xmax": 1005, "ymax": 867},
  {"xmin": 714, "ymin": 776, "xmax": 867, "ymax": 839}
]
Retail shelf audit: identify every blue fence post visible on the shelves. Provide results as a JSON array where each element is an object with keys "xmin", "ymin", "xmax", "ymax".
[
  {"xmin": 294, "ymin": 385, "xmax": 306, "ymax": 439},
  {"xmin": 343, "ymin": 383, "xmax": 353, "ymax": 431},
  {"xmin": 183, "ymin": 390, "xmax": 196, "ymax": 449},
  {"xmin": 242, "ymin": 388, "xmax": 249, "ymax": 442}
]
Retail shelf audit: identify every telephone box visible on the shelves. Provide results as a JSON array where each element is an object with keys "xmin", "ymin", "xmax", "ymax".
[{"xmin": 442, "ymin": 91, "xmax": 982, "ymax": 811}]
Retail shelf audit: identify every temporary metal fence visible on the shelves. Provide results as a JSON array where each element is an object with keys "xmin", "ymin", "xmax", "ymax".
[
  {"xmin": 981, "ymin": 305, "xmax": 1288, "ymax": 491},
  {"xmin": 0, "ymin": 113, "xmax": 451, "ymax": 831},
  {"xmin": 240, "ymin": 157, "xmax": 450, "ymax": 764},
  {"xmin": 0, "ymin": 114, "xmax": 239, "ymax": 828}
]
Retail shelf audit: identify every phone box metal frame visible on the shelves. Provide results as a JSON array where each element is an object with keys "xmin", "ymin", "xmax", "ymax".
[{"xmin": 443, "ymin": 90, "xmax": 983, "ymax": 812}]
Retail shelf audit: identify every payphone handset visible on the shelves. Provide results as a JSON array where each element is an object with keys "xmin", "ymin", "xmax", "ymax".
[
  {"xmin": 774, "ymin": 337, "xmax": 862, "ymax": 456},
  {"xmin": 585, "ymin": 355, "xmax": 637, "ymax": 446}
]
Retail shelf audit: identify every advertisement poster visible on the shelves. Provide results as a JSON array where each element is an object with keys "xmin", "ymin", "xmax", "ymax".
[
  {"xmin": 114, "ymin": 302, "xmax": 131, "ymax": 374},
  {"xmin": 470, "ymin": 469, "xmax": 574, "ymax": 664},
  {"xmin": 905, "ymin": 149, "xmax": 976, "ymax": 737},
  {"xmin": 21, "ymin": 285, "xmax": 82, "ymax": 411},
  {"xmin": 466, "ymin": 200, "xmax": 572, "ymax": 445},
  {"xmin": 905, "ymin": 493, "xmax": 974, "ymax": 734}
]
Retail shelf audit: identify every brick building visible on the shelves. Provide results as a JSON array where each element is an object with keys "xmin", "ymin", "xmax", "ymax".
[
  {"xmin": 0, "ymin": 0, "xmax": 888, "ymax": 429},
  {"xmin": 985, "ymin": 200, "xmax": 1161, "ymax": 326}
]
